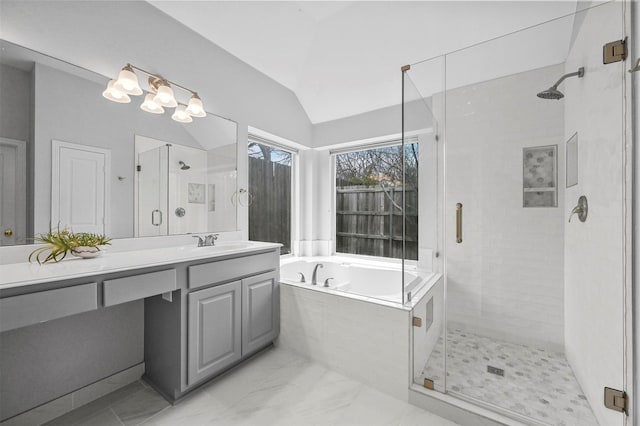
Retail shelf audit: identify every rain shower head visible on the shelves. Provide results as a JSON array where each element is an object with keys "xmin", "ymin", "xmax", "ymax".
[
  {"xmin": 537, "ymin": 87, "xmax": 565, "ymax": 100},
  {"xmin": 536, "ymin": 67, "xmax": 584, "ymax": 100},
  {"xmin": 178, "ymin": 161, "xmax": 191, "ymax": 170}
]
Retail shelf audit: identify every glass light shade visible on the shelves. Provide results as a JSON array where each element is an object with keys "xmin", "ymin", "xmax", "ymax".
[
  {"xmin": 113, "ymin": 65, "xmax": 143, "ymax": 95},
  {"xmin": 140, "ymin": 94, "xmax": 165, "ymax": 114},
  {"xmin": 185, "ymin": 94, "xmax": 206, "ymax": 118},
  {"xmin": 102, "ymin": 79, "xmax": 131, "ymax": 103},
  {"xmin": 172, "ymin": 105, "xmax": 193, "ymax": 123},
  {"xmin": 153, "ymin": 83, "xmax": 178, "ymax": 107}
]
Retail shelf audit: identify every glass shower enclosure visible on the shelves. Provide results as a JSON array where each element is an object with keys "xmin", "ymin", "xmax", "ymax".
[{"xmin": 404, "ymin": 3, "xmax": 631, "ymax": 425}]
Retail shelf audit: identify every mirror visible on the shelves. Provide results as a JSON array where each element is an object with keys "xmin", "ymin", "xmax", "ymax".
[{"xmin": 0, "ymin": 39, "xmax": 238, "ymax": 246}]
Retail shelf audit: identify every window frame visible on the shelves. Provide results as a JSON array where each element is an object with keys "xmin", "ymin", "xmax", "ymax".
[
  {"xmin": 247, "ymin": 133, "xmax": 298, "ymax": 257},
  {"xmin": 331, "ymin": 137, "xmax": 419, "ymax": 262}
]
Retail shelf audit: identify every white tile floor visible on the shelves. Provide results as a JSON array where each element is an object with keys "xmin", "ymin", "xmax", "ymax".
[
  {"xmin": 46, "ymin": 347, "xmax": 458, "ymax": 426},
  {"xmin": 419, "ymin": 328, "xmax": 598, "ymax": 426}
]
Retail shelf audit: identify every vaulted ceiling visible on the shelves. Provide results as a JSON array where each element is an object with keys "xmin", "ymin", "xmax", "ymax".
[{"xmin": 149, "ymin": 1, "xmax": 581, "ymax": 124}]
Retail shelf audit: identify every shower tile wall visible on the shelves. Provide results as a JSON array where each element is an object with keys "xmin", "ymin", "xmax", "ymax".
[{"xmin": 434, "ymin": 64, "xmax": 566, "ymax": 350}]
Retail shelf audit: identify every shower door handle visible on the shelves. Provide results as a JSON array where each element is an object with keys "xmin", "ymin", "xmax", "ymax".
[
  {"xmin": 151, "ymin": 209, "xmax": 163, "ymax": 226},
  {"xmin": 456, "ymin": 203, "xmax": 463, "ymax": 243}
]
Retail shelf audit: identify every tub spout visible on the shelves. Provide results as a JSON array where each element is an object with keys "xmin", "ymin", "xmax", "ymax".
[{"xmin": 311, "ymin": 264, "xmax": 324, "ymax": 285}]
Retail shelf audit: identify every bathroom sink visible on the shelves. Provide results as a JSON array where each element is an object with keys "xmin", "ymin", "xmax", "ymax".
[{"xmin": 191, "ymin": 242, "xmax": 255, "ymax": 252}]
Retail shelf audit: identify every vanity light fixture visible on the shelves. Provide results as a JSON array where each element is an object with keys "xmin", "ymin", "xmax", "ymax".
[
  {"xmin": 102, "ymin": 79, "xmax": 131, "ymax": 103},
  {"xmin": 103, "ymin": 63, "xmax": 206, "ymax": 124},
  {"xmin": 140, "ymin": 93, "xmax": 164, "ymax": 114}
]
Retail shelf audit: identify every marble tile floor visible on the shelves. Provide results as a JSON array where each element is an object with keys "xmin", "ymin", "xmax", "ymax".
[
  {"xmin": 419, "ymin": 328, "xmax": 598, "ymax": 426},
  {"xmin": 45, "ymin": 347, "xmax": 458, "ymax": 426}
]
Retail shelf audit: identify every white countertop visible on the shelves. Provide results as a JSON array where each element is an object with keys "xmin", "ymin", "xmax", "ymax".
[{"xmin": 0, "ymin": 241, "xmax": 280, "ymax": 290}]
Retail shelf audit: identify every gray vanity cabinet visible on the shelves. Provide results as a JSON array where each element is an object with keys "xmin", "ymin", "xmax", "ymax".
[
  {"xmin": 188, "ymin": 280, "xmax": 241, "ymax": 385},
  {"xmin": 143, "ymin": 248, "xmax": 280, "ymax": 402},
  {"xmin": 242, "ymin": 271, "xmax": 278, "ymax": 356}
]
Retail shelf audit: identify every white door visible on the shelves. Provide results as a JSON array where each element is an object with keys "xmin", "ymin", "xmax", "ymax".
[
  {"xmin": 0, "ymin": 138, "xmax": 26, "ymax": 245},
  {"xmin": 52, "ymin": 140, "xmax": 110, "ymax": 234}
]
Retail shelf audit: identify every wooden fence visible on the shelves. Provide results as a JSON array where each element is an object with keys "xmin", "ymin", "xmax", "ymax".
[
  {"xmin": 336, "ymin": 185, "xmax": 418, "ymax": 260},
  {"xmin": 248, "ymin": 157, "xmax": 291, "ymax": 254}
]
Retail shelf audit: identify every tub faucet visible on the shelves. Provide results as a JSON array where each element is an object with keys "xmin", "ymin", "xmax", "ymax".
[
  {"xmin": 297, "ymin": 272, "xmax": 306, "ymax": 283},
  {"xmin": 323, "ymin": 278, "xmax": 333, "ymax": 288},
  {"xmin": 311, "ymin": 264, "xmax": 324, "ymax": 285},
  {"xmin": 192, "ymin": 235, "xmax": 204, "ymax": 247}
]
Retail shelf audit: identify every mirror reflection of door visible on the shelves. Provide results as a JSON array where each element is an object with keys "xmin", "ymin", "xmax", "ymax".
[
  {"xmin": 51, "ymin": 140, "xmax": 110, "ymax": 235},
  {"xmin": 0, "ymin": 138, "xmax": 26, "ymax": 245}
]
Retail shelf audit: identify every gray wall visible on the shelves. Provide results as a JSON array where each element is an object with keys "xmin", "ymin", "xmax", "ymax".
[
  {"xmin": 312, "ymin": 99, "xmax": 433, "ymax": 147},
  {"xmin": 0, "ymin": 300, "xmax": 143, "ymax": 421},
  {"xmin": 0, "ymin": 63, "xmax": 30, "ymax": 142}
]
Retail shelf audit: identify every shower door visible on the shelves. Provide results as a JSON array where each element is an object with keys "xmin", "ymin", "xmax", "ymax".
[
  {"xmin": 409, "ymin": 3, "xmax": 630, "ymax": 426},
  {"xmin": 137, "ymin": 145, "xmax": 169, "ymax": 237}
]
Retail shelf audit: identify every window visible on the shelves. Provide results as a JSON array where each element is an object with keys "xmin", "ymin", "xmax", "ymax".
[
  {"xmin": 334, "ymin": 141, "xmax": 418, "ymax": 260},
  {"xmin": 248, "ymin": 137, "xmax": 294, "ymax": 255}
]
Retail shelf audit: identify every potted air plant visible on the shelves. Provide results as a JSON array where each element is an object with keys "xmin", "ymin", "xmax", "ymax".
[{"xmin": 29, "ymin": 229, "xmax": 111, "ymax": 264}]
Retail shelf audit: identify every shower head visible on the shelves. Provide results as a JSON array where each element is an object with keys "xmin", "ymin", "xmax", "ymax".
[
  {"xmin": 178, "ymin": 161, "xmax": 191, "ymax": 170},
  {"xmin": 536, "ymin": 67, "xmax": 584, "ymax": 100},
  {"xmin": 537, "ymin": 87, "xmax": 565, "ymax": 100}
]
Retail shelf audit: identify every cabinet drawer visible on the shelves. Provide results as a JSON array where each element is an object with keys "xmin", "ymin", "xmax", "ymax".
[
  {"xmin": 0, "ymin": 283, "xmax": 98, "ymax": 332},
  {"xmin": 103, "ymin": 269, "xmax": 176, "ymax": 307},
  {"xmin": 188, "ymin": 251, "xmax": 278, "ymax": 289}
]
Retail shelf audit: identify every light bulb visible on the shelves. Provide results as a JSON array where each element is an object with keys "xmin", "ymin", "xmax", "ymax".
[
  {"xmin": 153, "ymin": 83, "xmax": 178, "ymax": 107},
  {"xmin": 113, "ymin": 65, "xmax": 142, "ymax": 96},
  {"xmin": 140, "ymin": 93, "xmax": 165, "ymax": 114},
  {"xmin": 185, "ymin": 93, "xmax": 206, "ymax": 118},
  {"xmin": 102, "ymin": 79, "xmax": 131, "ymax": 103},
  {"xmin": 172, "ymin": 105, "xmax": 193, "ymax": 123}
]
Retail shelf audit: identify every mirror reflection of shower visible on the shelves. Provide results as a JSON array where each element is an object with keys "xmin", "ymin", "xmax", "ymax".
[
  {"xmin": 178, "ymin": 160, "xmax": 191, "ymax": 170},
  {"xmin": 536, "ymin": 67, "xmax": 584, "ymax": 100}
]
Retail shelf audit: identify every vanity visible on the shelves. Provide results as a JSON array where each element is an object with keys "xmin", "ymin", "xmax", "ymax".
[{"xmin": 0, "ymin": 241, "xmax": 280, "ymax": 423}]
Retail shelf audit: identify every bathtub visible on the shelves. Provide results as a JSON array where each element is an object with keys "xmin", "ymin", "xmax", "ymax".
[
  {"xmin": 278, "ymin": 255, "xmax": 443, "ymax": 400},
  {"xmin": 280, "ymin": 256, "xmax": 435, "ymax": 305}
]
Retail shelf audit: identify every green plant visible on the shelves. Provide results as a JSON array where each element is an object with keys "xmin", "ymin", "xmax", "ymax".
[{"xmin": 28, "ymin": 229, "xmax": 111, "ymax": 264}]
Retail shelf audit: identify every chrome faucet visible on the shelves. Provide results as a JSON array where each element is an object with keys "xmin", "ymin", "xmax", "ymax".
[
  {"xmin": 204, "ymin": 234, "xmax": 219, "ymax": 246},
  {"xmin": 323, "ymin": 278, "xmax": 333, "ymax": 288},
  {"xmin": 311, "ymin": 264, "xmax": 323, "ymax": 285},
  {"xmin": 192, "ymin": 235, "xmax": 204, "ymax": 247},
  {"xmin": 297, "ymin": 272, "xmax": 306, "ymax": 283}
]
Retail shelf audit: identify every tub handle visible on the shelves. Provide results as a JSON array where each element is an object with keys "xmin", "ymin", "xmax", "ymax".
[
  {"xmin": 324, "ymin": 278, "xmax": 334, "ymax": 288},
  {"xmin": 456, "ymin": 203, "xmax": 463, "ymax": 243},
  {"xmin": 297, "ymin": 272, "xmax": 306, "ymax": 283}
]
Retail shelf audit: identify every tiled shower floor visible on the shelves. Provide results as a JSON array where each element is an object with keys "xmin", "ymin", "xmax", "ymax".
[{"xmin": 419, "ymin": 328, "xmax": 599, "ymax": 426}]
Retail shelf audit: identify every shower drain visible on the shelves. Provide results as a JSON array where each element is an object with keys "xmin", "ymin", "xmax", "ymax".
[{"xmin": 487, "ymin": 365, "xmax": 505, "ymax": 377}]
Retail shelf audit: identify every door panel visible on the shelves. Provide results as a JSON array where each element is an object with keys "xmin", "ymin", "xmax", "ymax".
[
  {"xmin": 188, "ymin": 281, "xmax": 241, "ymax": 385},
  {"xmin": 242, "ymin": 271, "xmax": 278, "ymax": 355}
]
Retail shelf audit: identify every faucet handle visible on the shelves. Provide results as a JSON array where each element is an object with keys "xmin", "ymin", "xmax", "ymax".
[
  {"xmin": 324, "ymin": 278, "xmax": 333, "ymax": 288},
  {"xmin": 297, "ymin": 272, "xmax": 306, "ymax": 283},
  {"xmin": 192, "ymin": 235, "xmax": 204, "ymax": 247}
]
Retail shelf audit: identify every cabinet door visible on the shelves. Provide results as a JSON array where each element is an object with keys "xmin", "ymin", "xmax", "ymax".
[
  {"xmin": 188, "ymin": 281, "xmax": 241, "ymax": 385},
  {"xmin": 242, "ymin": 271, "xmax": 279, "ymax": 356}
]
